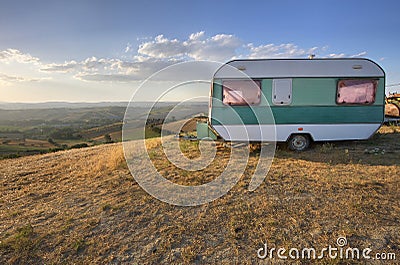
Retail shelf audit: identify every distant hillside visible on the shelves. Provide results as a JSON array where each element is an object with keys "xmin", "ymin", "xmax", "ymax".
[
  {"xmin": 0, "ymin": 102, "xmax": 208, "ymax": 159},
  {"xmin": 0, "ymin": 101, "xmax": 208, "ymax": 110},
  {"xmin": 0, "ymin": 106, "xmax": 126, "ymax": 122},
  {"xmin": 0, "ymin": 101, "xmax": 129, "ymax": 110}
]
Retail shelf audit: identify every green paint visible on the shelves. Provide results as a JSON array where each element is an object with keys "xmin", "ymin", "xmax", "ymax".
[
  {"xmin": 211, "ymin": 77, "xmax": 385, "ymax": 125},
  {"xmin": 291, "ymin": 78, "xmax": 337, "ymax": 105},
  {"xmin": 196, "ymin": 122, "xmax": 217, "ymax": 140},
  {"xmin": 211, "ymin": 105, "xmax": 383, "ymax": 125}
]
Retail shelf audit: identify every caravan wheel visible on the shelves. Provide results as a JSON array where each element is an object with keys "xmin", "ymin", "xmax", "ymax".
[{"xmin": 288, "ymin": 134, "xmax": 310, "ymax": 151}]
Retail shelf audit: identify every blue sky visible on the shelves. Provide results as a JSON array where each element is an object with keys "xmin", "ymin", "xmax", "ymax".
[{"xmin": 0, "ymin": 0, "xmax": 399, "ymax": 102}]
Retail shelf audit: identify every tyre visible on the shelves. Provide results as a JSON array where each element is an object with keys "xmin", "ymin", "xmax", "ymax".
[{"xmin": 288, "ymin": 134, "xmax": 310, "ymax": 151}]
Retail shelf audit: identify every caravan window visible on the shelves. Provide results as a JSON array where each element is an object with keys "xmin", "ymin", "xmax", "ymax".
[
  {"xmin": 337, "ymin": 79, "xmax": 377, "ymax": 104},
  {"xmin": 272, "ymin": 79, "xmax": 292, "ymax": 105},
  {"xmin": 222, "ymin": 80, "xmax": 261, "ymax": 105}
]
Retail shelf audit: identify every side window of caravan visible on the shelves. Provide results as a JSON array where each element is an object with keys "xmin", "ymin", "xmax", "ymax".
[
  {"xmin": 272, "ymin": 79, "xmax": 292, "ymax": 105},
  {"xmin": 337, "ymin": 80, "xmax": 377, "ymax": 104},
  {"xmin": 222, "ymin": 80, "xmax": 261, "ymax": 105}
]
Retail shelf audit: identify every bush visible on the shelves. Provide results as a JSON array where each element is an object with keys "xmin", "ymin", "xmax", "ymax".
[
  {"xmin": 70, "ymin": 143, "xmax": 89, "ymax": 149},
  {"xmin": 104, "ymin": 134, "xmax": 113, "ymax": 143}
]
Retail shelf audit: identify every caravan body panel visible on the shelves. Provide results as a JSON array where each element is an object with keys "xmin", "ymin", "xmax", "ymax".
[{"xmin": 210, "ymin": 59, "xmax": 385, "ymax": 142}]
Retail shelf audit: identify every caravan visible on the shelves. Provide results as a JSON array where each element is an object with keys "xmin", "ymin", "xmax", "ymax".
[{"xmin": 201, "ymin": 58, "xmax": 385, "ymax": 151}]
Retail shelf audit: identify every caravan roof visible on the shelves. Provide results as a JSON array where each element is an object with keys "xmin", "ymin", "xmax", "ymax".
[{"xmin": 214, "ymin": 58, "xmax": 385, "ymax": 79}]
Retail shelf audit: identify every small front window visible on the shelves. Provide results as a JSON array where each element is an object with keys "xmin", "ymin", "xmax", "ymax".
[
  {"xmin": 222, "ymin": 80, "xmax": 261, "ymax": 105},
  {"xmin": 337, "ymin": 79, "xmax": 377, "ymax": 104}
]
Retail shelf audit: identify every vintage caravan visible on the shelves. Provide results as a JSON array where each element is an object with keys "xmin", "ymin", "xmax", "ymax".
[{"xmin": 199, "ymin": 58, "xmax": 385, "ymax": 151}]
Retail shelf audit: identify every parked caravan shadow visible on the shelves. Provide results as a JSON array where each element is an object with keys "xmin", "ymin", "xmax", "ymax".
[{"xmin": 274, "ymin": 126, "xmax": 400, "ymax": 166}]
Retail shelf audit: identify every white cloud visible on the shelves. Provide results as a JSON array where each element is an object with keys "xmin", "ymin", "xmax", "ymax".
[
  {"xmin": 125, "ymin": 43, "xmax": 132, "ymax": 53},
  {"xmin": 0, "ymin": 49, "xmax": 40, "ymax": 64},
  {"xmin": 327, "ymin": 53, "xmax": 346, "ymax": 58},
  {"xmin": 248, "ymin": 44, "xmax": 323, "ymax": 59},
  {"xmin": 137, "ymin": 31, "xmax": 241, "ymax": 61},
  {"xmin": 188, "ymin": 31, "xmax": 205, "ymax": 41},
  {"xmin": 248, "ymin": 43, "xmax": 303, "ymax": 58},
  {"xmin": 138, "ymin": 34, "xmax": 188, "ymax": 59},
  {"xmin": 40, "ymin": 60, "xmax": 78, "ymax": 72},
  {"xmin": 0, "ymin": 32, "xmax": 374, "ymax": 85},
  {"xmin": 40, "ymin": 56, "xmax": 178, "ymax": 82},
  {"xmin": 186, "ymin": 33, "xmax": 241, "ymax": 61},
  {"xmin": 350, "ymin": 51, "xmax": 367, "ymax": 58},
  {"xmin": 81, "ymin": 56, "xmax": 112, "ymax": 72},
  {"xmin": 327, "ymin": 51, "xmax": 367, "ymax": 58}
]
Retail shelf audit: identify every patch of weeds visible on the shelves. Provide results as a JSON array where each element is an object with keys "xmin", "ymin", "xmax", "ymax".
[
  {"xmin": 179, "ymin": 140, "xmax": 201, "ymax": 159},
  {"xmin": 101, "ymin": 203, "xmax": 120, "ymax": 212},
  {"xmin": 13, "ymin": 224, "xmax": 35, "ymax": 249},
  {"xmin": 1, "ymin": 224, "xmax": 40, "ymax": 263},
  {"xmin": 102, "ymin": 203, "xmax": 113, "ymax": 211},
  {"xmin": 148, "ymin": 150, "xmax": 158, "ymax": 159},
  {"xmin": 320, "ymin": 142, "xmax": 334, "ymax": 153},
  {"xmin": 72, "ymin": 238, "xmax": 87, "ymax": 253}
]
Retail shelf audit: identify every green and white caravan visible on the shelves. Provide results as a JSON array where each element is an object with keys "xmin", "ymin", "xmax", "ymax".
[{"xmin": 200, "ymin": 58, "xmax": 385, "ymax": 151}]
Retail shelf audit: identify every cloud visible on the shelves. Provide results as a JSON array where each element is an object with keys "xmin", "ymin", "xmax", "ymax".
[
  {"xmin": 327, "ymin": 51, "xmax": 367, "ymax": 58},
  {"xmin": 247, "ymin": 43, "xmax": 318, "ymax": 58},
  {"xmin": 40, "ymin": 60, "xmax": 78, "ymax": 72},
  {"xmin": 327, "ymin": 53, "xmax": 346, "ymax": 58},
  {"xmin": 0, "ymin": 72, "xmax": 43, "ymax": 85},
  {"xmin": 0, "ymin": 49, "xmax": 40, "ymax": 64},
  {"xmin": 41, "ymin": 57, "xmax": 112, "ymax": 73},
  {"xmin": 137, "ymin": 31, "xmax": 241, "ymax": 61},
  {"xmin": 0, "ymin": 32, "xmax": 373, "ymax": 85},
  {"xmin": 350, "ymin": 51, "xmax": 367, "ymax": 58},
  {"xmin": 111, "ymin": 56, "xmax": 178, "ymax": 77},
  {"xmin": 39, "ymin": 53, "xmax": 182, "ymax": 82},
  {"xmin": 74, "ymin": 73, "xmax": 141, "ymax": 82},
  {"xmin": 137, "ymin": 32, "xmax": 371, "ymax": 62},
  {"xmin": 138, "ymin": 34, "xmax": 188, "ymax": 59},
  {"xmin": 125, "ymin": 43, "xmax": 132, "ymax": 53},
  {"xmin": 187, "ymin": 33, "xmax": 241, "ymax": 61}
]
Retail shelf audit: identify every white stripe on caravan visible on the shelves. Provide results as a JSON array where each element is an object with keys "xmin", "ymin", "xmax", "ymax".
[{"xmin": 212, "ymin": 123, "xmax": 382, "ymax": 142}]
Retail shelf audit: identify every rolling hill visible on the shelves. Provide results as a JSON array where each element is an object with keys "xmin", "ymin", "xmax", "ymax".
[{"xmin": 0, "ymin": 126, "xmax": 399, "ymax": 264}]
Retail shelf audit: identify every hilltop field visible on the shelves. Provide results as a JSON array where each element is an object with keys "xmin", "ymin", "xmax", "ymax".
[{"xmin": 0, "ymin": 126, "xmax": 399, "ymax": 264}]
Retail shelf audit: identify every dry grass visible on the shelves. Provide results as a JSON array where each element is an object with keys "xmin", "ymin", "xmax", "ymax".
[{"xmin": 0, "ymin": 126, "xmax": 399, "ymax": 264}]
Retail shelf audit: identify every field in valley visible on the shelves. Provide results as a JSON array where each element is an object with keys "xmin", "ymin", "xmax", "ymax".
[{"xmin": 0, "ymin": 102, "xmax": 208, "ymax": 159}]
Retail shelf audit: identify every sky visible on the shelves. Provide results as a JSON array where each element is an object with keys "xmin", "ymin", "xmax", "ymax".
[{"xmin": 0, "ymin": 0, "xmax": 400, "ymax": 102}]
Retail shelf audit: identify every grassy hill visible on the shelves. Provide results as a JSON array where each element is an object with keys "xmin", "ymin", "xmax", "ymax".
[{"xmin": 0, "ymin": 126, "xmax": 399, "ymax": 264}]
